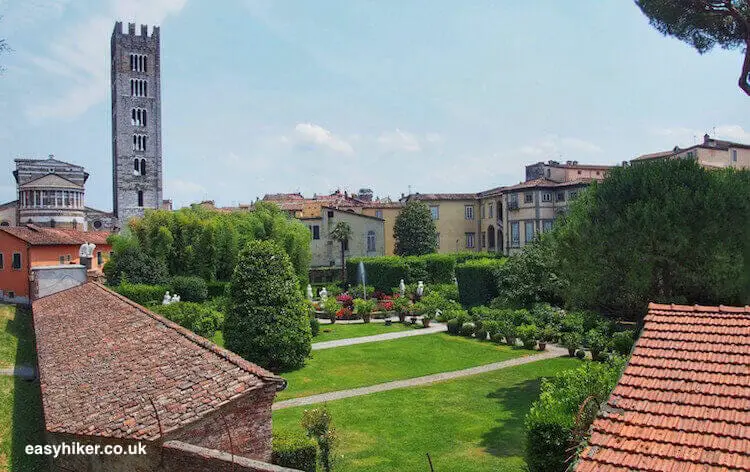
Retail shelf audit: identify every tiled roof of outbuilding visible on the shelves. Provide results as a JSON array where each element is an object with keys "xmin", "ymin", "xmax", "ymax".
[
  {"xmin": 575, "ymin": 302, "xmax": 750, "ymax": 472},
  {"xmin": 32, "ymin": 283, "xmax": 283, "ymax": 441},
  {"xmin": 0, "ymin": 225, "xmax": 110, "ymax": 245}
]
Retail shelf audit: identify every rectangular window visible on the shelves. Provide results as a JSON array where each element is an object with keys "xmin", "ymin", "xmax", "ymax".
[
  {"xmin": 97, "ymin": 251, "xmax": 103, "ymax": 266},
  {"xmin": 732, "ymin": 149, "xmax": 738, "ymax": 162},
  {"xmin": 465, "ymin": 205, "xmax": 474, "ymax": 220},
  {"xmin": 0, "ymin": 253, "xmax": 3, "ymax": 269},
  {"xmin": 481, "ymin": 233, "xmax": 486, "ymax": 248},
  {"xmin": 327, "ymin": 210, "xmax": 334, "ymax": 218},
  {"xmin": 524, "ymin": 193, "xmax": 533, "ymax": 204},
  {"xmin": 481, "ymin": 205, "xmax": 486, "ymax": 219},
  {"xmin": 367, "ymin": 231, "xmax": 376, "ymax": 252},
  {"xmin": 312, "ymin": 225, "xmax": 320, "ymax": 240},
  {"xmin": 556, "ymin": 192, "xmax": 566, "ymax": 202},
  {"xmin": 465, "ymin": 232, "xmax": 475, "ymax": 248},
  {"xmin": 430, "ymin": 206, "xmax": 439, "ymax": 220},
  {"xmin": 11, "ymin": 253, "xmax": 21, "ymax": 270},
  {"xmin": 7, "ymin": 291, "xmax": 14, "ymax": 299},
  {"xmin": 525, "ymin": 221, "xmax": 535, "ymax": 243},
  {"xmin": 511, "ymin": 222, "xmax": 520, "ymax": 247},
  {"xmin": 542, "ymin": 192, "xmax": 551, "ymax": 202},
  {"xmin": 59, "ymin": 256, "xmax": 65, "ymax": 265},
  {"xmin": 489, "ymin": 204, "xmax": 494, "ymax": 218},
  {"xmin": 343, "ymin": 239, "xmax": 349, "ymax": 251},
  {"xmin": 543, "ymin": 220, "xmax": 553, "ymax": 232},
  {"xmin": 375, "ymin": 210, "xmax": 383, "ymax": 219}
]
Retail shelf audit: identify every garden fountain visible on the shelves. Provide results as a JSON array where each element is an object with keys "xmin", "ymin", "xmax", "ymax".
[{"xmin": 357, "ymin": 261, "xmax": 367, "ymax": 300}]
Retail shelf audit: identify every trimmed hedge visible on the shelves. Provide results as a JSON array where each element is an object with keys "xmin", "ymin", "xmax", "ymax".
[
  {"xmin": 272, "ymin": 432, "xmax": 317, "ymax": 472},
  {"xmin": 455, "ymin": 258, "xmax": 507, "ymax": 307},
  {"xmin": 206, "ymin": 281, "xmax": 229, "ymax": 298},
  {"xmin": 453, "ymin": 251, "xmax": 505, "ymax": 264},
  {"xmin": 113, "ymin": 282, "xmax": 168, "ymax": 305},
  {"xmin": 346, "ymin": 253, "xmax": 486, "ymax": 291},
  {"xmin": 151, "ymin": 301, "xmax": 224, "ymax": 338},
  {"xmin": 170, "ymin": 276, "xmax": 208, "ymax": 302}
]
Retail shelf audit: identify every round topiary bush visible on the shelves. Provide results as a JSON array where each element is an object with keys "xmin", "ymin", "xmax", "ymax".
[
  {"xmin": 224, "ymin": 240, "xmax": 312, "ymax": 371},
  {"xmin": 612, "ymin": 330, "xmax": 635, "ymax": 355},
  {"xmin": 460, "ymin": 322, "xmax": 475, "ymax": 337},
  {"xmin": 517, "ymin": 324, "xmax": 539, "ymax": 350},
  {"xmin": 170, "ymin": 275, "xmax": 208, "ymax": 302},
  {"xmin": 482, "ymin": 320, "xmax": 499, "ymax": 338}
]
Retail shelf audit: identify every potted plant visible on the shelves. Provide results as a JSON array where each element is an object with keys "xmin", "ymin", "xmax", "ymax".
[
  {"xmin": 560, "ymin": 332, "xmax": 583, "ymax": 357},
  {"xmin": 538, "ymin": 325, "xmax": 558, "ymax": 351},
  {"xmin": 392, "ymin": 295, "xmax": 412, "ymax": 323},
  {"xmin": 421, "ymin": 310, "xmax": 433, "ymax": 328},
  {"xmin": 517, "ymin": 324, "xmax": 539, "ymax": 350},
  {"xmin": 323, "ymin": 297, "xmax": 340, "ymax": 324},
  {"xmin": 353, "ymin": 298, "xmax": 376, "ymax": 324}
]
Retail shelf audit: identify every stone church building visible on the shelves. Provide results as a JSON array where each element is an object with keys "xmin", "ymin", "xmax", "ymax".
[{"xmin": 0, "ymin": 21, "xmax": 170, "ymax": 230}]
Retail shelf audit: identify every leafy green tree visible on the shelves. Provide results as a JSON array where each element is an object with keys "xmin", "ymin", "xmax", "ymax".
[
  {"xmin": 225, "ymin": 240, "xmax": 312, "ymax": 371},
  {"xmin": 393, "ymin": 200, "xmax": 438, "ymax": 256},
  {"xmin": 330, "ymin": 221, "xmax": 351, "ymax": 283},
  {"xmin": 495, "ymin": 235, "xmax": 566, "ymax": 308},
  {"xmin": 555, "ymin": 159, "xmax": 750, "ymax": 319},
  {"xmin": 103, "ymin": 233, "xmax": 168, "ymax": 285},
  {"xmin": 635, "ymin": 0, "xmax": 750, "ymax": 96}
]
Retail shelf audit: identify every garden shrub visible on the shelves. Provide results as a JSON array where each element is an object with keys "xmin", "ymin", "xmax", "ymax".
[
  {"xmin": 104, "ymin": 234, "xmax": 169, "ymax": 286},
  {"xmin": 482, "ymin": 320, "xmax": 499, "ymax": 338},
  {"xmin": 460, "ymin": 322, "xmax": 475, "ymax": 337},
  {"xmin": 151, "ymin": 302, "xmax": 224, "ymax": 338},
  {"xmin": 413, "ymin": 291, "xmax": 461, "ymax": 318},
  {"xmin": 560, "ymin": 332, "xmax": 583, "ymax": 357},
  {"xmin": 225, "ymin": 240, "xmax": 312, "ymax": 371},
  {"xmin": 301, "ymin": 407, "xmax": 337, "ymax": 472},
  {"xmin": 560, "ymin": 311, "xmax": 586, "ymax": 334},
  {"xmin": 540, "ymin": 325, "xmax": 558, "ymax": 343},
  {"xmin": 114, "ymin": 282, "xmax": 168, "ymax": 305},
  {"xmin": 575, "ymin": 349, "xmax": 586, "ymax": 360},
  {"xmin": 170, "ymin": 275, "xmax": 209, "ymax": 302},
  {"xmin": 531, "ymin": 303, "xmax": 565, "ymax": 327},
  {"xmin": 524, "ymin": 357, "xmax": 626, "ymax": 472},
  {"xmin": 430, "ymin": 283, "xmax": 459, "ymax": 301},
  {"xmin": 585, "ymin": 329, "xmax": 610, "ymax": 362},
  {"xmin": 455, "ymin": 258, "xmax": 506, "ymax": 307},
  {"xmin": 446, "ymin": 318, "xmax": 462, "ymax": 335},
  {"xmin": 206, "ymin": 280, "xmax": 229, "ymax": 298},
  {"xmin": 272, "ymin": 431, "xmax": 317, "ymax": 472},
  {"xmin": 404, "ymin": 256, "xmax": 429, "ymax": 283},
  {"xmin": 309, "ymin": 317, "xmax": 320, "ymax": 337},
  {"xmin": 517, "ymin": 324, "xmax": 539, "ymax": 349},
  {"xmin": 353, "ymin": 298, "xmax": 377, "ymax": 321},
  {"xmin": 474, "ymin": 327, "xmax": 488, "ymax": 341},
  {"xmin": 612, "ymin": 330, "xmax": 635, "ymax": 356},
  {"xmin": 452, "ymin": 251, "xmax": 505, "ymax": 264}
]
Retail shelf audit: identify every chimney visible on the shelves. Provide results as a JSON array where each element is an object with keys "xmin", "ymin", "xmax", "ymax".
[{"xmin": 703, "ymin": 133, "xmax": 710, "ymax": 144}]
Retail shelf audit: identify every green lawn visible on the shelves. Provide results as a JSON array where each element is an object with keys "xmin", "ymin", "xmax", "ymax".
[
  {"xmin": 312, "ymin": 322, "xmax": 418, "ymax": 343},
  {"xmin": 274, "ymin": 357, "xmax": 580, "ymax": 472},
  {"xmin": 0, "ymin": 305, "xmax": 47, "ymax": 472},
  {"xmin": 277, "ymin": 333, "xmax": 534, "ymax": 401}
]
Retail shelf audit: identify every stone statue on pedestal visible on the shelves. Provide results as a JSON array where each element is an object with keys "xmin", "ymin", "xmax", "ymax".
[
  {"xmin": 162, "ymin": 291, "xmax": 171, "ymax": 305},
  {"xmin": 306, "ymin": 284, "xmax": 314, "ymax": 301},
  {"xmin": 399, "ymin": 279, "xmax": 406, "ymax": 297},
  {"xmin": 319, "ymin": 287, "xmax": 328, "ymax": 302}
]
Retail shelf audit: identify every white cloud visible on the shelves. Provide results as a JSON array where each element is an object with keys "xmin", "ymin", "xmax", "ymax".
[
  {"xmin": 294, "ymin": 123, "xmax": 354, "ymax": 154},
  {"xmin": 377, "ymin": 129, "xmax": 422, "ymax": 153},
  {"xmin": 519, "ymin": 135, "xmax": 601, "ymax": 160},
  {"xmin": 25, "ymin": 0, "xmax": 186, "ymax": 120},
  {"xmin": 166, "ymin": 178, "xmax": 206, "ymax": 203}
]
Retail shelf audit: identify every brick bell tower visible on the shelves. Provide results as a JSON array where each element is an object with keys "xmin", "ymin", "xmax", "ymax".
[{"xmin": 111, "ymin": 22, "xmax": 163, "ymax": 223}]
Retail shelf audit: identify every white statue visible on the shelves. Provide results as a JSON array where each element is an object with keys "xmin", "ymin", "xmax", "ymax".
[
  {"xmin": 162, "ymin": 291, "xmax": 172, "ymax": 305},
  {"xmin": 399, "ymin": 279, "xmax": 406, "ymax": 297},
  {"xmin": 319, "ymin": 287, "xmax": 328, "ymax": 302},
  {"xmin": 306, "ymin": 284, "xmax": 314, "ymax": 301},
  {"xmin": 416, "ymin": 281, "xmax": 424, "ymax": 298},
  {"xmin": 453, "ymin": 275, "xmax": 459, "ymax": 286},
  {"xmin": 87, "ymin": 242, "xmax": 96, "ymax": 257},
  {"xmin": 171, "ymin": 294, "xmax": 180, "ymax": 303},
  {"xmin": 78, "ymin": 243, "xmax": 89, "ymax": 258}
]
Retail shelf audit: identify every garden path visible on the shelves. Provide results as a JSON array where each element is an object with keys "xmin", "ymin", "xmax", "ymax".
[
  {"xmin": 273, "ymin": 345, "xmax": 567, "ymax": 410},
  {"xmin": 311, "ymin": 323, "xmax": 447, "ymax": 350}
]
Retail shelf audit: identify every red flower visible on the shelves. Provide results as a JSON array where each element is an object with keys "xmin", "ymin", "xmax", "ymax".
[
  {"xmin": 336, "ymin": 294, "xmax": 354, "ymax": 308},
  {"xmin": 379, "ymin": 300, "xmax": 394, "ymax": 311},
  {"xmin": 336, "ymin": 307, "xmax": 353, "ymax": 319}
]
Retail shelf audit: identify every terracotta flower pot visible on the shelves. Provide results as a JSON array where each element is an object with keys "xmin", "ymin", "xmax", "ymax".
[
  {"xmin": 538, "ymin": 342, "xmax": 547, "ymax": 351},
  {"xmin": 422, "ymin": 318, "xmax": 431, "ymax": 328},
  {"xmin": 362, "ymin": 314, "xmax": 371, "ymax": 324},
  {"xmin": 398, "ymin": 313, "xmax": 406, "ymax": 323}
]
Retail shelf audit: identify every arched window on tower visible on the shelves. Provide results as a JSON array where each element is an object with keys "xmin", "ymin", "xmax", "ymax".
[
  {"xmin": 140, "ymin": 159, "xmax": 146, "ymax": 176},
  {"xmin": 134, "ymin": 159, "xmax": 140, "ymax": 174},
  {"xmin": 137, "ymin": 190, "xmax": 144, "ymax": 207},
  {"xmin": 131, "ymin": 108, "xmax": 136, "ymax": 125}
]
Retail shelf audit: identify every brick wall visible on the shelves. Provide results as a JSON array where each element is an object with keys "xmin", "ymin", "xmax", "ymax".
[
  {"xmin": 162, "ymin": 441, "xmax": 300, "ymax": 472},
  {"xmin": 168, "ymin": 383, "xmax": 277, "ymax": 462}
]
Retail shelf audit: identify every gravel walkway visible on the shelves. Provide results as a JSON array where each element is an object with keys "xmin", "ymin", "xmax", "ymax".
[
  {"xmin": 311, "ymin": 323, "xmax": 447, "ymax": 350},
  {"xmin": 273, "ymin": 345, "xmax": 568, "ymax": 410}
]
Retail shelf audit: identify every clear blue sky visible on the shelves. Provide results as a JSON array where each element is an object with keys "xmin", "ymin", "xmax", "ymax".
[{"xmin": 0, "ymin": 0, "xmax": 748, "ymax": 210}]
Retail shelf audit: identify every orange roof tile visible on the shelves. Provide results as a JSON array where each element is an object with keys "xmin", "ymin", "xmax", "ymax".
[{"xmin": 575, "ymin": 303, "xmax": 750, "ymax": 472}]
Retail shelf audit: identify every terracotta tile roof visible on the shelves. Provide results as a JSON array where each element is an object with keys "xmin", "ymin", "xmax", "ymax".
[
  {"xmin": 403, "ymin": 192, "xmax": 478, "ymax": 201},
  {"xmin": 262, "ymin": 193, "xmax": 304, "ymax": 201},
  {"xmin": 32, "ymin": 282, "xmax": 283, "ymax": 441},
  {"xmin": 502, "ymin": 178, "xmax": 596, "ymax": 192},
  {"xmin": 0, "ymin": 225, "xmax": 111, "ymax": 245},
  {"xmin": 575, "ymin": 302, "xmax": 750, "ymax": 472}
]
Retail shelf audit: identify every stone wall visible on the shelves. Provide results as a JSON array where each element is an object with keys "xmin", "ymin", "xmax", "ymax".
[
  {"xmin": 168, "ymin": 383, "xmax": 277, "ymax": 462},
  {"xmin": 31, "ymin": 265, "xmax": 88, "ymax": 300},
  {"xmin": 162, "ymin": 441, "xmax": 300, "ymax": 472}
]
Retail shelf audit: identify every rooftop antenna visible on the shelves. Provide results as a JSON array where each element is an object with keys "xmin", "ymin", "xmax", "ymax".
[
  {"xmin": 693, "ymin": 135, "xmax": 697, "ymax": 144},
  {"xmin": 408, "ymin": 184, "xmax": 412, "ymax": 195},
  {"xmin": 713, "ymin": 126, "xmax": 716, "ymax": 137}
]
